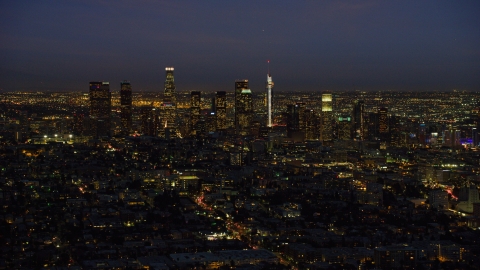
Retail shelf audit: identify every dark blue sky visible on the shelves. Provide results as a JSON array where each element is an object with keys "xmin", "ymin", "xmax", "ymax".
[{"xmin": 1, "ymin": 0, "xmax": 479, "ymax": 93}]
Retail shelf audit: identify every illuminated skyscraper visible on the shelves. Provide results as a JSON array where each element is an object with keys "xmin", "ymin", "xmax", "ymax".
[
  {"xmin": 235, "ymin": 80, "xmax": 252, "ymax": 135},
  {"xmin": 337, "ymin": 116, "xmax": 352, "ymax": 140},
  {"xmin": 190, "ymin": 91, "xmax": 201, "ymax": 135},
  {"xmin": 266, "ymin": 72, "xmax": 274, "ymax": 127},
  {"xmin": 304, "ymin": 109, "xmax": 318, "ymax": 140},
  {"xmin": 89, "ymin": 81, "xmax": 111, "ymax": 137},
  {"xmin": 215, "ymin": 91, "xmax": 227, "ymax": 131},
  {"xmin": 162, "ymin": 67, "xmax": 177, "ymax": 134},
  {"xmin": 164, "ymin": 67, "xmax": 176, "ymax": 104},
  {"xmin": 378, "ymin": 107, "xmax": 389, "ymax": 141},
  {"xmin": 321, "ymin": 91, "xmax": 334, "ymax": 142},
  {"xmin": 141, "ymin": 106, "xmax": 158, "ymax": 136},
  {"xmin": 352, "ymin": 100, "xmax": 364, "ymax": 140},
  {"xmin": 120, "ymin": 80, "xmax": 132, "ymax": 135}
]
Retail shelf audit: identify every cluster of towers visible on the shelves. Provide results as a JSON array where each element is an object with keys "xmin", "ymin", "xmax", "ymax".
[
  {"xmin": 86, "ymin": 67, "xmax": 390, "ymax": 144},
  {"xmin": 87, "ymin": 67, "xmax": 177, "ymax": 138},
  {"xmin": 87, "ymin": 67, "xmax": 275, "ymax": 139}
]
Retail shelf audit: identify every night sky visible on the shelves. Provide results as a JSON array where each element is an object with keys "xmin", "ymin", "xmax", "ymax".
[{"xmin": 1, "ymin": 0, "xmax": 479, "ymax": 93}]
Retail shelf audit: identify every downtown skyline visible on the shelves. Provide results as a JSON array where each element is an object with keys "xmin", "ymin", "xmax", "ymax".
[{"xmin": 1, "ymin": 0, "xmax": 479, "ymax": 93}]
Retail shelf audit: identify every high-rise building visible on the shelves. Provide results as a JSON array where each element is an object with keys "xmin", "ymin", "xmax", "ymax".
[
  {"xmin": 389, "ymin": 115, "xmax": 403, "ymax": 147},
  {"xmin": 215, "ymin": 91, "xmax": 227, "ymax": 131},
  {"xmin": 378, "ymin": 107, "xmax": 389, "ymax": 141},
  {"xmin": 72, "ymin": 112, "xmax": 84, "ymax": 136},
  {"xmin": 352, "ymin": 100, "xmax": 364, "ymax": 140},
  {"xmin": 321, "ymin": 91, "xmax": 334, "ymax": 142},
  {"xmin": 89, "ymin": 81, "xmax": 111, "ymax": 137},
  {"xmin": 162, "ymin": 67, "xmax": 177, "ymax": 134},
  {"xmin": 190, "ymin": 91, "xmax": 201, "ymax": 135},
  {"xmin": 304, "ymin": 109, "xmax": 318, "ymax": 140},
  {"xmin": 337, "ymin": 116, "xmax": 352, "ymax": 140},
  {"xmin": 286, "ymin": 103, "xmax": 306, "ymax": 141},
  {"xmin": 266, "ymin": 73, "xmax": 274, "ymax": 127},
  {"xmin": 235, "ymin": 80, "xmax": 252, "ymax": 135},
  {"xmin": 120, "ymin": 80, "xmax": 132, "ymax": 136},
  {"xmin": 141, "ymin": 106, "xmax": 158, "ymax": 136},
  {"xmin": 164, "ymin": 67, "xmax": 176, "ymax": 104}
]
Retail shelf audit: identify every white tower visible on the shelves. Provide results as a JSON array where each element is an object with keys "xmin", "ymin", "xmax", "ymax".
[{"xmin": 266, "ymin": 61, "xmax": 274, "ymax": 127}]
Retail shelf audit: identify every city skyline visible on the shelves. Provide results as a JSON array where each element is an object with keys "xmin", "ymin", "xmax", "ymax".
[{"xmin": 1, "ymin": 1, "xmax": 480, "ymax": 93}]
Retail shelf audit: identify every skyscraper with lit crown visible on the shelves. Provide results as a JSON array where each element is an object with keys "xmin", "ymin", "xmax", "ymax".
[
  {"xmin": 321, "ymin": 91, "xmax": 334, "ymax": 142},
  {"xmin": 162, "ymin": 67, "xmax": 177, "ymax": 134}
]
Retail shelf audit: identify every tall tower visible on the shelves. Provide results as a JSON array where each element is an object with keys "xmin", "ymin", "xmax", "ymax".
[
  {"xmin": 378, "ymin": 107, "xmax": 389, "ymax": 141},
  {"xmin": 164, "ymin": 67, "xmax": 176, "ymax": 104},
  {"xmin": 215, "ymin": 91, "xmax": 227, "ymax": 131},
  {"xmin": 120, "ymin": 80, "xmax": 132, "ymax": 136},
  {"xmin": 190, "ymin": 91, "xmax": 201, "ymax": 135},
  {"xmin": 162, "ymin": 67, "xmax": 176, "ymax": 132},
  {"xmin": 266, "ymin": 64, "xmax": 274, "ymax": 127},
  {"xmin": 235, "ymin": 80, "xmax": 250, "ymax": 134},
  {"xmin": 89, "ymin": 81, "xmax": 111, "ymax": 137},
  {"xmin": 352, "ymin": 100, "xmax": 364, "ymax": 140},
  {"xmin": 286, "ymin": 102, "xmax": 306, "ymax": 141},
  {"xmin": 321, "ymin": 91, "xmax": 334, "ymax": 142}
]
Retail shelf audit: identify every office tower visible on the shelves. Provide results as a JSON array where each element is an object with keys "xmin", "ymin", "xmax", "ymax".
[
  {"xmin": 215, "ymin": 91, "xmax": 227, "ymax": 131},
  {"xmin": 72, "ymin": 112, "xmax": 84, "ymax": 136},
  {"xmin": 235, "ymin": 80, "xmax": 249, "ymax": 134},
  {"xmin": 141, "ymin": 106, "xmax": 158, "ymax": 136},
  {"xmin": 266, "ymin": 73, "xmax": 274, "ymax": 127},
  {"xmin": 235, "ymin": 80, "xmax": 252, "ymax": 135},
  {"xmin": 378, "ymin": 107, "xmax": 389, "ymax": 141},
  {"xmin": 418, "ymin": 123, "xmax": 427, "ymax": 146},
  {"xmin": 337, "ymin": 116, "xmax": 352, "ymax": 140},
  {"xmin": 352, "ymin": 100, "xmax": 364, "ymax": 140},
  {"xmin": 120, "ymin": 80, "xmax": 132, "ymax": 136},
  {"xmin": 443, "ymin": 129, "xmax": 461, "ymax": 148},
  {"xmin": 304, "ymin": 109, "xmax": 318, "ymax": 140},
  {"xmin": 190, "ymin": 91, "xmax": 201, "ymax": 135},
  {"xmin": 389, "ymin": 115, "xmax": 402, "ymax": 147},
  {"xmin": 206, "ymin": 112, "xmax": 216, "ymax": 133},
  {"xmin": 286, "ymin": 103, "xmax": 306, "ymax": 141},
  {"xmin": 321, "ymin": 91, "xmax": 334, "ymax": 142},
  {"xmin": 162, "ymin": 67, "xmax": 176, "ymax": 132},
  {"xmin": 164, "ymin": 67, "xmax": 176, "ymax": 104},
  {"xmin": 89, "ymin": 81, "xmax": 111, "ymax": 137}
]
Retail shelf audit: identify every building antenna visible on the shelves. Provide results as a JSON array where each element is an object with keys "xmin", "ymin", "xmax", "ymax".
[{"xmin": 267, "ymin": 60, "xmax": 270, "ymax": 76}]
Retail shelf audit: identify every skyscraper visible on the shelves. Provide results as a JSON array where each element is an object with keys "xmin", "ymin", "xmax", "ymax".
[
  {"xmin": 215, "ymin": 91, "xmax": 227, "ymax": 131},
  {"xmin": 378, "ymin": 107, "xmax": 389, "ymax": 141},
  {"xmin": 337, "ymin": 116, "xmax": 352, "ymax": 140},
  {"xmin": 352, "ymin": 100, "xmax": 364, "ymax": 140},
  {"xmin": 266, "ymin": 73, "xmax": 274, "ymax": 127},
  {"xmin": 286, "ymin": 103, "xmax": 306, "ymax": 141},
  {"xmin": 304, "ymin": 109, "xmax": 318, "ymax": 140},
  {"xmin": 140, "ymin": 106, "xmax": 158, "ymax": 136},
  {"xmin": 321, "ymin": 91, "xmax": 334, "ymax": 142},
  {"xmin": 190, "ymin": 91, "xmax": 201, "ymax": 135},
  {"xmin": 162, "ymin": 67, "xmax": 177, "ymax": 133},
  {"xmin": 89, "ymin": 81, "xmax": 111, "ymax": 137},
  {"xmin": 235, "ymin": 80, "xmax": 252, "ymax": 135},
  {"xmin": 120, "ymin": 80, "xmax": 132, "ymax": 136},
  {"xmin": 164, "ymin": 67, "xmax": 176, "ymax": 104}
]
